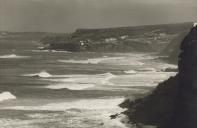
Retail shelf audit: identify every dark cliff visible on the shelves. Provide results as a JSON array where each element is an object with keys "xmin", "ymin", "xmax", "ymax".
[
  {"xmin": 122, "ymin": 26, "xmax": 197, "ymax": 128},
  {"xmin": 160, "ymin": 31, "xmax": 189, "ymax": 64}
]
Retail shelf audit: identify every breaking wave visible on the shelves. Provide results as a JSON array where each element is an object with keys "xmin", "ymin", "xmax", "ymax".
[
  {"xmin": 124, "ymin": 70, "xmax": 136, "ymax": 74},
  {"xmin": 58, "ymin": 57, "xmax": 125, "ymax": 64},
  {"xmin": 1, "ymin": 97, "xmax": 128, "ymax": 128},
  {"xmin": 45, "ymin": 83, "xmax": 95, "ymax": 90},
  {"xmin": 2, "ymin": 97, "xmax": 125, "ymax": 111},
  {"xmin": 0, "ymin": 54, "xmax": 29, "ymax": 59},
  {"xmin": 23, "ymin": 71, "xmax": 52, "ymax": 78},
  {"xmin": 136, "ymin": 67, "xmax": 157, "ymax": 72},
  {"xmin": 99, "ymin": 73, "xmax": 116, "ymax": 85},
  {"xmin": 44, "ymin": 72, "xmax": 116, "ymax": 90},
  {"xmin": 0, "ymin": 91, "xmax": 16, "ymax": 102},
  {"xmin": 29, "ymin": 50, "xmax": 71, "ymax": 53}
]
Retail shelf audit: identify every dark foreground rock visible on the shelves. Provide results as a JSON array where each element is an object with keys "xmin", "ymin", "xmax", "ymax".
[
  {"xmin": 122, "ymin": 26, "xmax": 197, "ymax": 128},
  {"xmin": 161, "ymin": 68, "xmax": 178, "ymax": 72}
]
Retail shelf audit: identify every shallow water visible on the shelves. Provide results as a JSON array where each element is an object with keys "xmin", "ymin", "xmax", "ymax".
[{"xmin": 0, "ymin": 40, "xmax": 176, "ymax": 128}]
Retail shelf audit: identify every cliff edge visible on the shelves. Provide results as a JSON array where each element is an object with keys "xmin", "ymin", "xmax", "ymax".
[{"xmin": 122, "ymin": 25, "xmax": 197, "ymax": 128}]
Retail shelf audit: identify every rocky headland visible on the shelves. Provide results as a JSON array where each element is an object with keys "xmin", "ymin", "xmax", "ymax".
[
  {"xmin": 120, "ymin": 25, "xmax": 197, "ymax": 128},
  {"xmin": 40, "ymin": 22, "xmax": 192, "ymax": 53}
]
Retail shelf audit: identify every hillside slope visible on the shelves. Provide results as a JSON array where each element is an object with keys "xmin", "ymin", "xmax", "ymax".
[{"xmin": 40, "ymin": 22, "xmax": 192, "ymax": 52}]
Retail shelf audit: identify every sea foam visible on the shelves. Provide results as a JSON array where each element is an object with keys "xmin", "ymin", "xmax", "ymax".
[
  {"xmin": 0, "ymin": 54, "xmax": 29, "ymax": 59},
  {"xmin": 137, "ymin": 67, "xmax": 157, "ymax": 72},
  {"xmin": 44, "ymin": 72, "xmax": 116, "ymax": 90},
  {"xmin": 29, "ymin": 49, "xmax": 71, "ymax": 53},
  {"xmin": 124, "ymin": 70, "xmax": 136, "ymax": 74},
  {"xmin": 23, "ymin": 71, "xmax": 52, "ymax": 78},
  {"xmin": 0, "ymin": 92, "xmax": 16, "ymax": 102},
  {"xmin": 45, "ymin": 83, "xmax": 95, "ymax": 90},
  {"xmin": 2, "ymin": 97, "xmax": 125, "ymax": 111},
  {"xmin": 58, "ymin": 57, "xmax": 125, "ymax": 64}
]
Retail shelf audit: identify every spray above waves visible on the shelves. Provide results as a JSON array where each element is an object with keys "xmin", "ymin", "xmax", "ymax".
[
  {"xmin": 0, "ymin": 92, "xmax": 16, "ymax": 102},
  {"xmin": 23, "ymin": 71, "xmax": 52, "ymax": 78},
  {"xmin": 0, "ymin": 54, "xmax": 29, "ymax": 59}
]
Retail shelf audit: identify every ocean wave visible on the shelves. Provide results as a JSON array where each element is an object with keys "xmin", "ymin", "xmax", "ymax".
[
  {"xmin": 0, "ymin": 91, "xmax": 16, "ymax": 102},
  {"xmin": 51, "ymin": 50, "xmax": 71, "ymax": 53},
  {"xmin": 111, "ymin": 72, "xmax": 176, "ymax": 87},
  {"xmin": 124, "ymin": 68, "xmax": 156, "ymax": 74},
  {"xmin": 45, "ymin": 83, "xmax": 95, "ymax": 90},
  {"xmin": 0, "ymin": 54, "xmax": 29, "ymax": 59},
  {"xmin": 2, "ymin": 97, "xmax": 125, "ymax": 111},
  {"xmin": 58, "ymin": 57, "xmax": 125, "ymax": 64},
  {"xmin": 28, "ymin": 50, "xmax": 50, "ymax": 52},
  {"xmin": 23, "ymin": 71, "xmax": 52, "ymax": 78},
  {"xmin": 160, "ymin": 63, "xmax": 178, "ymax": 70},
  {"xmin": 43, "ymin": 72, "xmax": 116, "ymax": 90},
  {"xmin": 0, "ymin": 97, "xmax": 128, "ymax": 128},
  {"xmin": 29, "ymin": 50, "xmax": 71, "ymax": 53},
  {"xmin": 136, "ymin": 67, "xmax": 157, "ymax": 72},
  {"xmin": 99, "ymin": 73, "xmax": 116, "ymax": 85},
  {"xmin": 58, "ymin": 55, "xmax": 145, "ymax": 66},
  {"xmin": 124, "ymin": 70, "xmax": 136, "ymax": 74}
]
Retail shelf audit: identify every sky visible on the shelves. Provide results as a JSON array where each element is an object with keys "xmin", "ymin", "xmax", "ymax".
[{"xmin": 0, "ymin": 0, "xmax": 197, "ymax": 32}]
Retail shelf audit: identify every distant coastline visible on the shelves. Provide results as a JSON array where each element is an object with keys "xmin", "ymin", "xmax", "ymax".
[{"xmin": 39, "ymin": 22, "xmax": 192, "ymax": 56}]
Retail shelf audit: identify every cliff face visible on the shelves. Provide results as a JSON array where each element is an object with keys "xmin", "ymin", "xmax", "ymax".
[
  {"xmin": 122, "ymin": 26, "xmax": 197, "ymax": 128},
  {"xmin": 173, "ymin": 26, "xmax": 197, "ymax": 128},
  {"xmin": 40, "ymin": 22, "xmax": 192, "ymax": 52},
  {"xmin": 160, "ymin": 31, "xmax": 189, "ymax": 64}
]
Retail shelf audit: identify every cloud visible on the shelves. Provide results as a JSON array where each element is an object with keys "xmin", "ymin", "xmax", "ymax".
[{"xmin": 0, "ymin": 0, "xmax": 197, "ymax": 32}]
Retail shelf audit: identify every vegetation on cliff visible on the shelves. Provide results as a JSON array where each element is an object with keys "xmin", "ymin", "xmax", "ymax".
[{"xmin": 40, "ymin": 22, "xmax": 192, "ymax": 52}]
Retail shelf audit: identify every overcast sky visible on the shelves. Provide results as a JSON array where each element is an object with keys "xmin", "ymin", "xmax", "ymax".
[{"xmin": 0, "ymin": 0, "xmax": 197, "ymax": 32}]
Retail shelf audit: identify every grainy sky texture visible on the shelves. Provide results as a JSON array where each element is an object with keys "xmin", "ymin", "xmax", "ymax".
[{"xmin": 0, "ymin": 0, "xmax": 197, "ymax": 32}]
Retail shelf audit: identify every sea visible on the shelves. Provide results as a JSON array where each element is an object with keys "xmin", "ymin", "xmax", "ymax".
[{"xmin": 0, "ymin": 40, "xmax": 177, "ymax": 128}]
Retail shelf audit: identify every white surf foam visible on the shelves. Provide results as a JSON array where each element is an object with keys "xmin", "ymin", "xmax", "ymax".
[
  {"xmin": 28, "ymin": 50, "xmax": 50, "ymax": 52},
  {"xmin": 51, "ymin": 50, "xmax": 71, "ymax": 53},
  {"xmin": 23, "ymin": 71, "xmax": 52, "ymax": 78},
  {"xmin": 0, "ymin": 97, "xmax": 128, "ymax": 128},
  {"xmin": 137, "ymin": 67, "xmax": 157, "ymax": 72},
  {"xmin": 3, "ymin": 97, "xmax": 125, "ymax": 111},
  {"xmin": 0, "ymin": 92, "xmax": 16, "ymax": 102},
  {"xmin": 160, "ymin": 63, "xmax": 178, "ymax": 70},
  {"xmin": 124, "ymin": 70, "xmax": 136, "ymax": 74},
  {"xmin": 99, "ymin": 73, "xmax": 116, "ymax": 85},
  {"xmin": 29, "ymin": 49, "xmax": 71, "ymax": 53},
  {"xmin": 111, "ymin": 72, "xmax": 176, "ymax": 87},
  {"xmin": 103, "ymin": 58, "xmax": 144, "ymax": 66},
  {"xmin": 44, "ymin": 72, "xmax": 116, "ymax": 90},
  {"xmin": 45, "ymin": 83, "xmax": 95, "ymax": 90},
  {"xmin": 58, "ymin": 59, "xmax": 101, "ymax": 64},
  {"xmin": 0, "ymin": 54, "xmax": 29, "ymax": 59},
  {"xmin": 58, "ymin": 57, "xmax": 125, "ymax": 64}
]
